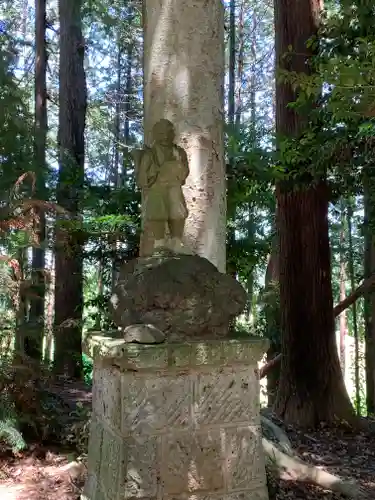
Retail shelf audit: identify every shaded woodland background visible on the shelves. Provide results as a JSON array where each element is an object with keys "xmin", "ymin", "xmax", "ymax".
[{"xmin": 1, "ymin": 0, "xmax": 375, "ymax": 456}]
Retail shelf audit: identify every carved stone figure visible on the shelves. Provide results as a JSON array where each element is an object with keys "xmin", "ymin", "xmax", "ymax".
[{"xmin": 132, "ymin": 119, "xmax": 191, "ymax": 255}]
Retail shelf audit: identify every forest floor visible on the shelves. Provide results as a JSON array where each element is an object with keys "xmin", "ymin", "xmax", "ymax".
[
  {"xmin": 0, "ymin": 445, "xmax": 85, "ymax": 500},
  {"xmin": 269, "ymin": 413, "xmax": 375, "ymax": 499},
  {"xmin": 0, "ymin": 381, "xmax": 374, "ymax": 499}
]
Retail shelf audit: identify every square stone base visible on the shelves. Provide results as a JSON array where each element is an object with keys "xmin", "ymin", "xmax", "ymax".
[{"xmin": 82, "ymin": 337, "xmax": 269, "ymax": 500}]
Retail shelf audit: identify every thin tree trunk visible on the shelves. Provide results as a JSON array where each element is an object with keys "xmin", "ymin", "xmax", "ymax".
[
  {"xmin": 339, "ymin": 210, "xmax": 347, "ymax": 374},
  {"xmin": 121, "ymin": 41, "xmax": 134, "ymax": 185},
  {"xmin": 228, "ymin": 0, "xmax": 235, "ymax": 127},
  {"xmin": 54, "ymin": 0, "xmax": 87, "ymax": 379},
  {"xmin": 111, "ymin": 38, "xmax": 122, "ymax": 291},
  {"xmin": 44, "ymin": 263, "xmax": 54, "ymax": 362},
  {"xmin": 14, "ymin": 249, "xmax": 27, "ymax": 359},
  {"xmin": 347, "ymin": 204, "xmax": 361, "ymax": 414},
  {"xmin": 28, "ymin": 0, "xmax": 47, "ymax": 361},
  {"xmin": 235, "ymin": 0, "xmax": 245, "ymax": 127},
  {"xmin": 246, "ymin": 16, "xmax": 257, "ymax": 313}
]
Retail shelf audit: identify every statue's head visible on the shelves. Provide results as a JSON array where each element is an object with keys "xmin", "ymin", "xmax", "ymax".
[{"xmin": 152, "ymin": 119, "xmax": 175, "ymax": 146}]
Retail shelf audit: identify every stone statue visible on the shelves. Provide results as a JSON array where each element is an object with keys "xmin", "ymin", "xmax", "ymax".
[{"xmin": 132, "ymin": 119, "xmax": 191, "ymax": 255}]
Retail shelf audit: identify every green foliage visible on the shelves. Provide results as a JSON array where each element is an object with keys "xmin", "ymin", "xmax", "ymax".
[
  {"xmin": 274, "ymin": 2, "xmax": 375, "ymax": 196},
  {"xmin": 256, "ymin": 280, "xmax": 281, "ymax": 344},
  {"xmin": 0, "ymin": 392, "xmax": 26, "ymax": 453},
  {"xmin": 82, "ymin": 353, "xmax": 93, "ymax": 385},
  {"xmin": 0, "ymin": 33, "xmax": 34, "ymax": 190}
]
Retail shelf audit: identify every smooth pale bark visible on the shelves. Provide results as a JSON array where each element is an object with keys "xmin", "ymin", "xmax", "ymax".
[{"xmin": 143, "ymin": 0, "xmax": 226, "ymax": 272}]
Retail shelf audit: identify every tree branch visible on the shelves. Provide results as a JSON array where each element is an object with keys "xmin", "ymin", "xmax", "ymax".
[
  {"xmin": 259, "ymin": 273, "xmax": 375, "ymax": 380},
  {"xmin": 333, "ymin": 272, "xmax": 375, "ymax": 317}
]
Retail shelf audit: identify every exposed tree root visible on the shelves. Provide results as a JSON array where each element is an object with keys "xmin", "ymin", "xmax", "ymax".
[{"xmin": 261, "ymin": 416, "xmax": 367, "ymax": 498}]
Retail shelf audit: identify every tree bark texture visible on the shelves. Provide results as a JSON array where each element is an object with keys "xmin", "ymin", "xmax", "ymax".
[
  {"xmin": 143, "ymin": 0, "xmax": 226, "ymax": 272},
  {"xmin": 28, "ymin": 0, "xmax": 47, "ymax": 361},
  {"xmin": 364, "ymin": 166, "xmax": 375, "ymax": 415},
  {"xmin": 54, "ymin": 0, "xmax": 87, "ymax": 379},
  {"xmin": 273, "ymin": 0, "xmax": 354, "ymax": 426},
  {"xmin": 274, "ymin": 182, "xmax": 354, "ymax": 426}
]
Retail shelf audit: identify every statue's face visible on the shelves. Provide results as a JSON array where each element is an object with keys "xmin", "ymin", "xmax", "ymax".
[{"xmin": 153, "ymin": 120, "xmax": 175, "ymax": 146}]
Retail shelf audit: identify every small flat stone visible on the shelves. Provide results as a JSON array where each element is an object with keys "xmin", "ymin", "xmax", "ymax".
[{"xmin": 123, "ymin": 324, "xmax": 166, "ymax": 344}]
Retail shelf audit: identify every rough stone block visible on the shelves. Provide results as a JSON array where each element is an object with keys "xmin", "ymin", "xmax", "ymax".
[
  {"xmin": 119, "ymin": 435, "xmax": 159, "ymax": 499},
  {"xmin": 92, "ymin": 366, "xmax": 121, "ymax": 431},
  {"xmin": 121, "ymin": 375, "xmax": 192, "ymax": 435},
  {"xmin": 87, "ymin": 417, "xmax": 103, "ymax": 478},
  {"xmin": 221, "ymin": 340, "xmax": 265, "ymax": 365},
  {"xmin": 164, "ymin": 492, "xmax": 268, "ymax": 500},
  {"xmin": 94, "ymin": 482, "xmax": 108, "ymax": 500},
  {"xmin": 161, "ymin": 430, "xmax": 224, "ymax": 494},
  {"xmin": 225, "ymin": 426, "xmax": 265, "ymax": 490},
  {"xmin": 125, "ymin": 343, "xmax": 168, "ymax": 370},
  {"xmin": 82, "ymin": 474, "xmax": 98, "ymax": 500},
  {"xmin": 193, "ymin": 369, "xmax": 259, "ymax": 427},
  {"xmin": 192, "ymin": 342, "xmax": 223, "ymax": 366},
  {"xmin": 100, "ymin": 428, "xmax": 125, "ymax": 500},
  {"xmin": 168, "ymin": 343, "xmax": 192, "ymax": 367},
  {"xmin": 83, "ymin": 338, "xmax": 269, "ymax": 500}
]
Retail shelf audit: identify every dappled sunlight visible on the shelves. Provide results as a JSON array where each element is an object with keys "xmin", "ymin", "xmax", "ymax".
[{"xmin": 143, "ymin": 0, "xmax": 226, "ymax": 270}]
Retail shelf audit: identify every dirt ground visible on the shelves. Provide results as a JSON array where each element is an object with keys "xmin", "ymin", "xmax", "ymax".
[
  {"xmin": 0, "ymin": 446, "xmax": 85, "ymax": 500},
  {"xmin": 0, "ymin": 422, "xmax": 374, "ymax": 499},
  {"xmin": 272, "ymin": 419, "xmax": 375, "ymax": 499}
]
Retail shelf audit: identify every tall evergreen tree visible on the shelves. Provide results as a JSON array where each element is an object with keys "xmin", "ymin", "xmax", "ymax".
[
  {"xmin": 54, "ymin": 0, "xmax": 87, "ymax": 378},
  {"xmin": 273, "ymin": 0, "xmax": 355, "ymax": 426}
]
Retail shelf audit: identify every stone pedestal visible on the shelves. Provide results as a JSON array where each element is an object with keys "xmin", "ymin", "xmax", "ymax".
[{"xmin": 82, "ymin": 335, "xmax": 269, "ymax": 500}]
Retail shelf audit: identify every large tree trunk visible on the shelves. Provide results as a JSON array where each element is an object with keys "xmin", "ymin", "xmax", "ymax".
[
  {"xmin": 28, "ymin": 0, "xmax": 47, "ymax": 361},
  {"xmin": 364, "ymin": 166, "xmax": 375, "ymax": 415},
  {"xmin": 54, "ymin": 0, "xmax": 87, "ymax": 379},
  {"xmin": 143, "ymin": 0, "xmax": 226, "ymax": 272},
  {"xmin": 274, "ymin": 183, "xmax": 354, "ymax": 426},
  {"xmin": 273, "ymin": 0, "xmax": 354, "ymax": 427}
]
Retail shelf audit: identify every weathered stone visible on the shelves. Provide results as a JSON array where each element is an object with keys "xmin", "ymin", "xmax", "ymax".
[
  {"xmin": 121, "ymin": 375, "xmax": 191, "ymax": 436},
  {"xmin": 120, "ymin": 435, "xmax": 159, "ymax": 499},
  {"xmin": 132, "ymin": 119, "xmax": 191, "ymax": 257},
  {"xmin": 85, "ymin": 335, "xmax": 268, "ymax": 371},
  {"xmin": 123, "ymin": 323, "xmax": 166, "ymax": 344},
  {"xmin": 109, "ymin": 252, "xmax": 247, "ymax": 341},
  {"xmin": 82, "ymin": 338, "xmax": 269, "ymax": 500},
  {"xmin": 86, "ymin": 417, "xmax": 103, "ymax": 478},
  {"xmin": 100, "ymin": 428, "xmax": 125, "ymax": 500},
  {"xmin": 161, "ymin": 430, "xmax": 224, "ymax": 494},
  {"xmin": 163, "ymin": 492, "xmax": 268, "ymax": 500},
  {"xmin": 92, "ymin": 366, "xmax": 121, "ymax": 431},
  {"xmin": 225, "ymin": 426, "xmax": 266, "ymax": 488},
  {"xmin": 193, "ymin": 368, "xmax": 260, "ymax": 426}
]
